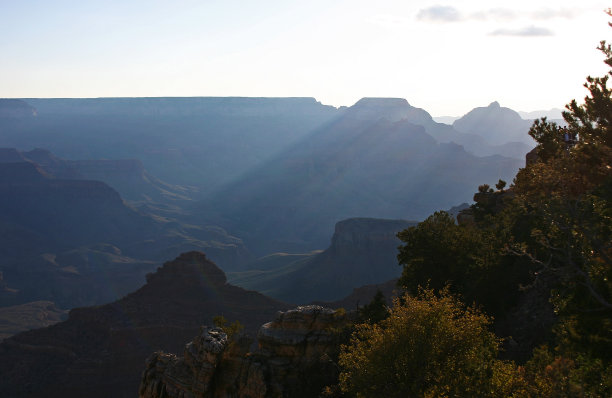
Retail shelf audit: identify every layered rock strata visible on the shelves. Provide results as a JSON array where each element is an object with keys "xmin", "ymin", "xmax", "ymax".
[{"xmin": 139, "ymin": 305, "xmax": 351, "ymax": 398}]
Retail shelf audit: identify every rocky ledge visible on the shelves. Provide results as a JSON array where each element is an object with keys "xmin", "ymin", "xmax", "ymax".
[{"xmin": 139, "ymin": 305, "xmax": 351, "ymax": 398}]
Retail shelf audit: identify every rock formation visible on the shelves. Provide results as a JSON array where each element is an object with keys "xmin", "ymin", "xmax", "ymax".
[
  {"xmin": 0, "ymin": 161, "xmax": 151, "ymax": 246},
  {"xmin": 2, "ymin": 97, "xmax": 339, "ymax": 192},
  {"xmin": 0, "ymin": 252, "xmax": 287, "ymax": 398},
  {"xmin": 139, "ymin": 305, "xmax": 351, "ymax": 398},
  {"xmin": 329, "ymin": 217, "xmax": 415, "ymax": 250},
  {"xmin": 453, "ymin": 101, "xmax": 534, "ymax": 146},
  {"xmin": 228, "ymin": 218, "xmax": 416, "ymax": 304},
  {"xmin": 0, "ymin": 151, "xmax": 254, "ymax": 308},
  {"xmin": 200, "ymin": 99, "xmax": 523, "ymax": 255},
  {"xmin": 0, "ymin": 147, "xmax": 193, "ymax": 204}
]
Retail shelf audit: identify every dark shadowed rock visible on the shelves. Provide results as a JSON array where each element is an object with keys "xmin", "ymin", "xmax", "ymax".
[
  {"xmin": 0, "ymin": 252, "xmax": 287, "ymax": 398},
  {"xmin": 0, "ymin": 151, "xmax": 253, "ymax": 308},
  {"xmin": 0, "ymin": 301, "xmax": 67, "ymax": 341},
  {"xmin": 139, "ymin": 305, "xmax": 351, "ymax": 398},
  {"xmin": 0, "ymin": 161, "xmax": 155, "ymax": 249},
  {"xmin": 317, "ymin": 278, "xmax": 400, "ymax": 310},
  {"xmin": 0, "ymin": 147, "xmax": 193, "ymax": 203},
  {"xmin": 0, "ymin": 161, "xmax": 50, "ymax": 182},
  {"xmin": 228, "ymin": 218, "xmax": 416, "ymax": 303}
]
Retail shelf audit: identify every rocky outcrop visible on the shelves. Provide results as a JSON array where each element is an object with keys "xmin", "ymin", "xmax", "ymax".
[
  {"xmin": 0, "ymin": 252, "xmax": 287, "ymax": 398},
  {"xmin": 456, "ymin": 208, "xmax": 475, "ymax": 226},
  {"xmin": 139, "ymin": 305, "xmax": 351, "ymax": 398}
]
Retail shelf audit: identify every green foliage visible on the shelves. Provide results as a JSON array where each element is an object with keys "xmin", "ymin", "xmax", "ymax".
[
  {"xmin": 512, "ymin": 346, "xmax": 612, "ymax": 397},
  {"xmin": 397, "ymin": 211, "xmax": 487, "ymax": 294},
  {"xmin": 339, "ymin": 12, "xmax": 612, "ymax": 397},
  {"xmin": 496, "ymin": 179, "xmax": 507, "ymax": 191},
  {"xmin": 388, "ymin": 11, "xmax": 612, "ymax": 395},
  {"xmin": 397, "ymin": 211, "xmax": 532, "ymax": 317},
  {"xmin": 510, "ymin": 20, "xmax": 612, "ymax": 361},
  {"xmin": 357, "ymin": 290, "xmax": 389, "ymax": 324},
  {"xmin": 212, "ymin": 315, "xmax": 244, "ymax": 339},
  {"xmin": 402, "ymin": 8, "xmax": 612, "ymax": 361},
  {"xmin": 339, "ymin": 288, "xmax": 512, "ymax": 398}
]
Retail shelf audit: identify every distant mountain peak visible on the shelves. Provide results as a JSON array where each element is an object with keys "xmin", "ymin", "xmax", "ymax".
[
  {"xmin": 345, "ymin": 97, "xmax": 434, "ymax": 125},
  {"xmin": 353, "ymin": 97, "xmax": 410, "ymax": 107},
  {"xmin": 144, "ymin": 251, "xmax": 227, "ymax": 289},
  {"xmin": 453, "ymin": 102, "xmax": 533, "ymax": 146}
]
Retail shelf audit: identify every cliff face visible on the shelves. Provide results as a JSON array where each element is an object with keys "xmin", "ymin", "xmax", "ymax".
[
  {"xmin": 139, "ymin": 305, "xmax": 350, "ymax": 398},
  {"xmin": 0, "ymin": 252, "xmax": 287, "ymax": 398},
  {"xmin": 0, "ymin": 150, "xmax": 254, "ymax": 309},
  {"xmin": 0, "ymin": 147, "xmax": 193, "ymax": 203},
  {"xmin": 330, "ymin": 217, "xmax": 415, "ymax": 250},
  {"xmin": 24, "ymin": 97, "xmax": 336, "ymax": 117},
  {"xmin": 229, "ymin": 218, "xmax": 416, "ymax": 304},
  {"xmin": 200, "ymin": 97, "xmax": 523, "ymax": 255},
  {"xmin": 0, "ymin": 161, "xmax": 155, "ymax": 250},
  {"xmin": 4, "ymin": 98, "xmax": 340, "ymax": 192}
]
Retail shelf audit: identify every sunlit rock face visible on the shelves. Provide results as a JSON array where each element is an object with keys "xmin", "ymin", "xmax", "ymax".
[{"xmin": 139, "ymin": 305, "xmax": 352, "ymax": 398}]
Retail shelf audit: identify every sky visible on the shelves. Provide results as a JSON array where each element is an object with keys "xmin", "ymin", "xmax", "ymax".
[{"xmin": 1, "ymin": 0, "xmax": 610, "ymax": 116}]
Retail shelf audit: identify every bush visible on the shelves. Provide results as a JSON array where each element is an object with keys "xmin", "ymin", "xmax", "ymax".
[{"xmin": 338, "ymin": 288, "xmax": 507, "ymax": 398}]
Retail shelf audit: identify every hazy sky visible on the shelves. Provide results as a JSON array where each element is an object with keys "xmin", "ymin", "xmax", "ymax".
[{"xmin": 1, "ymin": 0, "xmax": 610, "ymax": 115}]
